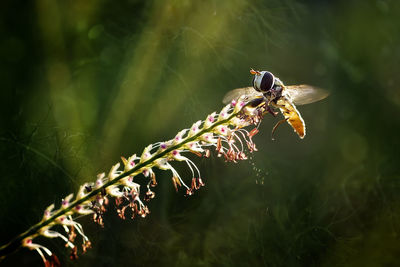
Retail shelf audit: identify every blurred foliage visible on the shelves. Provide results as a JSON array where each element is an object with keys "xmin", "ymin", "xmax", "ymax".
[{"xmin": 1, "ymin": 0, "xmax": 400, "ymax": 266}]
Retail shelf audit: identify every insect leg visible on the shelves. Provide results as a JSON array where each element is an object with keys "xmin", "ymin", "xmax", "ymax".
[
  {"xmin": 247, "ymin": 97, "xmax": 265, "ymax": 108},
  {"xmin": 271, "ymin": 118, "xmax": 288, "ymax": 141}
]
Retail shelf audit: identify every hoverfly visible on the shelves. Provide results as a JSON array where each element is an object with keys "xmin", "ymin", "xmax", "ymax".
[{"xmin": 223, "ymin": 69, "xmax": 329, "ymax": 139}]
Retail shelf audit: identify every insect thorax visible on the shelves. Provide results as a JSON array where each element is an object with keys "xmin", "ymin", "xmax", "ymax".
[{"xmin": 263, "ymin": 83, "xmax": 283, "ymax": 104}]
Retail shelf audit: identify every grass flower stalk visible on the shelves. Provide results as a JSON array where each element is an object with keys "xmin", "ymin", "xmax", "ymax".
[{"xmin": 0, "ymin": 95, "xmax": 267, "ymax": 265}]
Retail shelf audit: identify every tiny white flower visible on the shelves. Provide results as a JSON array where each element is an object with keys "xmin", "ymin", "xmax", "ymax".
[
  {"xmin": 214, "ymin": 125, "xmax": 231, "ymax": 136},
  {"xmin": 185, "ymin": 141, "xmax": 204, "ymax": 153},
  {"xmin": 121, "ymin": 154, "xmax": 138, "ymax": 171},
  {"xmin": 233, "ymin": 96, "xmax": 247, "ymax": 113},
  {"xmin": 155, "ymin": 158, "xmax": 170, "ymax": 170},
  {"xmin": 42, "ymin": 204, "xmax": 55, "ymax": 220},
  {"xmin": 218, "ymin": 104, "xmax": 231, "ymax": 121},
  {"xmin": 171, "ymin": 150, "xmax": 188, "ymax": 161},
  {"xmin": 200, "ymin": 133, "xmax": 218, "ymax": 144},
  {"xmin": 173, "ymin": 129, "xmax": 188, "ymax": 144},
  {"xmin": 61, "ymin": 194, "xmax": 74, "ymax": 208},
  {"xmin": 188, "ymin": 120, "xmax": 202, "ymax": 137},
  {"xmin": 106, "ymin": 185, "xmax": 124, "ymax": 198},
  {"xmin": 203, "ymin": 112, "xmax": 217, "ymax": 128},
  {"xmin": 108, "ymin": 163, "xmax": 121, "ymax": 180},
  {"xmin": 140, "ymin": 144, "xmax": 153, "ymax": 163}
]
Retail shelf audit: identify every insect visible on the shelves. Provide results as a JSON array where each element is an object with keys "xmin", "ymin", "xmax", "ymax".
[{"xmin": 223, "ymin": 69, "xmax": 329, "ymax": 139}]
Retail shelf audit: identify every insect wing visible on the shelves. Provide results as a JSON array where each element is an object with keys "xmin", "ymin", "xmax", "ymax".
[
  {"xmin": 284, "ymin": 85, "xmax": 329, "ymax": 106},
  {"xmin": 222, "ymin": 87, "xmax": 263, "ymax": 104}
]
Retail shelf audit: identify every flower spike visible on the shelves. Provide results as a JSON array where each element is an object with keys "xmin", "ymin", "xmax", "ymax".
[{"xmin": 2, "ymin": 92, "xmax": 269, "ymax": 265}]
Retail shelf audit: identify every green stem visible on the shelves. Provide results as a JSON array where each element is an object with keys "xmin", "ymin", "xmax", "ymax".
[{"xmin": 0, "ymin": 110, "xmax": 240, "ymax": 259}]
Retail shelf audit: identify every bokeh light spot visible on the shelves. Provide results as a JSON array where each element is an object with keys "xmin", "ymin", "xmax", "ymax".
[{"xmin": 88, "ymin": 24, "xmax": 104, "ymax": 40}]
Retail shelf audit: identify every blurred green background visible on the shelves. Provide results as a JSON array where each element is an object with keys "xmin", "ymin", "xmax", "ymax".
[{"xmin": 1, "ymin": 0, "xmax": 400, "ymax": 266}]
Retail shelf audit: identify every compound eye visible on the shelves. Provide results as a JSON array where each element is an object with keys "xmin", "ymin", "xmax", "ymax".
[
  {"xmin": 252, "ymin": 76, "xmax": 259, "ymax": 92},
  {"xmin": 260, "ymin": 72, "xmax": 274, "ymax": 91}
]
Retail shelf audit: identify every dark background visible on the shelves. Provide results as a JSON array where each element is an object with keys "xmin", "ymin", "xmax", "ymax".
[{"xmin": 1, "ymin": 0, "xmax": 400, "ymax": 266}]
